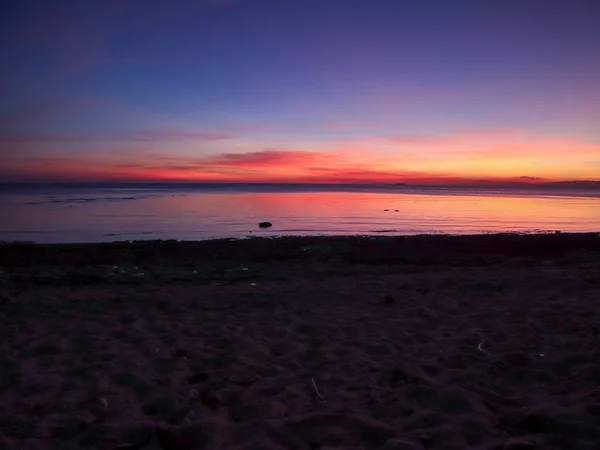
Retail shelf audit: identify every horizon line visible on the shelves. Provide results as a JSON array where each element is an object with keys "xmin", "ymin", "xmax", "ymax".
[{"xmin": 2, "ymin": 180, "xmax": 599, "ymax": 188}]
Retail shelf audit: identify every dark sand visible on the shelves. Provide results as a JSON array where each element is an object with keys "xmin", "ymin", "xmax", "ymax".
[{"xmin": 1, "ymin": 233, "xmax": 600, "ymax": 449}]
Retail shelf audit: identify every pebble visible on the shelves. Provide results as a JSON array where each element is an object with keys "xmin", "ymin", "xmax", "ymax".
[{"xmin": 384, "ymin": 295, "xmax": 396, "ymax": 304}]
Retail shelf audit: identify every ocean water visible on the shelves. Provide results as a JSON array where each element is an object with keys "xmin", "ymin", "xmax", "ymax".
[{"xmin": 1, "ymin": 183, "xmax": 599, "ymax": 243}]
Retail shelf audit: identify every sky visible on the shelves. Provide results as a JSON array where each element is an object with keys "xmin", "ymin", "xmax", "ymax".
[{"xmin": 1, "ymin": 0, "xmax": 599, "ymax": 184}]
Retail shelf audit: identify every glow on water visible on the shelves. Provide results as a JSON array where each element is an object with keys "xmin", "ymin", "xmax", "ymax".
[{"xmin": 2, "ymin": 187, "xmax": 599, "ymax": 243}]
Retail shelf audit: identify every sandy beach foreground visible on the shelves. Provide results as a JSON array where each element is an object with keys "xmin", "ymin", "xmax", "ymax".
[{"xmin": 1, "ymin": 233, "xmax": 600, "ymax": 449}]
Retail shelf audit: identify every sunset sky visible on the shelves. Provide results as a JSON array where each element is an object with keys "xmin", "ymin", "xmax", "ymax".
[{"xmin": 1, "ymin": 0, "xmax": 599, "ymax": 184}]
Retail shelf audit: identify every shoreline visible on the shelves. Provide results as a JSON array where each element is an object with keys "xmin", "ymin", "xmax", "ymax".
[
  {"xmin": 1, "ymin": 233, "xmax": 599, "ymax": 449},
  {"xmin": 2, "ymin": 232, "xmax": 599, "ymax": 267}
]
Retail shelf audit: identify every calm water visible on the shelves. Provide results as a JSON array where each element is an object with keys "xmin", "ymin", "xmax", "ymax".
[{"xmin": 1, "ymin": 184, "xmax": 599, "ymax": 243}]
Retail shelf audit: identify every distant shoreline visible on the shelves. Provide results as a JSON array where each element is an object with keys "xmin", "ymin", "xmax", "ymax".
[{"xmin": 1, "ymin": 180, "xmax": 600, "ymax": 190}]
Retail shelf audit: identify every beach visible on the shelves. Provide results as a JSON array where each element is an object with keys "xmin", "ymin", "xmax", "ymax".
[{"xmin": 1, "ymin": 233, "xmax": 600, "ymax": 449}]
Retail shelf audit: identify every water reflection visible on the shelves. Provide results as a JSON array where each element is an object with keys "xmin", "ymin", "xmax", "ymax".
[{"xmin": 2, "ymin": 190, "xmax": 599, "ymax": 243}]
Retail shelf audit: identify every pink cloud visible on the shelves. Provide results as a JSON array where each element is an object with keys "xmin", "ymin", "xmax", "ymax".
[
  {"xmin": 103, "ymin": 150, "xmax": 347, "ymax": 177},
  {"xmin": 376, "ymin": 128, "xmax": 529, "ymax": 148},
  {"xmin": 4, "ymin": 129, "xmax": 600, "ymax": 183},
  {"xmin": 200, "ymin": 150, "xmax": 341, "ymax": 167},
  {"xmin": 329, "ymin": 129, "xmax": 598, "ymax": 161}
]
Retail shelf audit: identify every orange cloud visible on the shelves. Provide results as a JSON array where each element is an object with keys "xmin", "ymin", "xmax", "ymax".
[{"xmin": 323, "ymin": 130, "xmax": 600, "ymax": 180}]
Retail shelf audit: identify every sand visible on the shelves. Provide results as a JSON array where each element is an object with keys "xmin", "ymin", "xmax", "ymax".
[{"xmin": 1, "ymin": 233, "xmax": 599, "ymax": 449}]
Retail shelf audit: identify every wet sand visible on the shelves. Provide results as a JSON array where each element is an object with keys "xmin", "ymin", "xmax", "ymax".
[{"xmin": 1, "ymin": 233, "xmax": 600, "ymax": 449}]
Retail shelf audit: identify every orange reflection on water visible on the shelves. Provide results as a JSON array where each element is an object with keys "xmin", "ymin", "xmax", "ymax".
[
  {"xmin": 3, "ymin": 189, "xmax": 600, "ymax": 243},
  {"xmin": 215, "ymin": 191, "xmax": 600, "ymax": 233}
]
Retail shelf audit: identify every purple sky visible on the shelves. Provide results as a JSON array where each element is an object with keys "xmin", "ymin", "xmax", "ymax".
[{"xmin": 1, "ymin": 0, "xmax": 599, "ymax": 183}]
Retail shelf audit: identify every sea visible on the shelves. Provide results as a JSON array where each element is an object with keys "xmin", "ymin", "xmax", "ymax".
[{"xmin": 1, "ymin": 183, "xmax": 599, "ymax": 244}]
